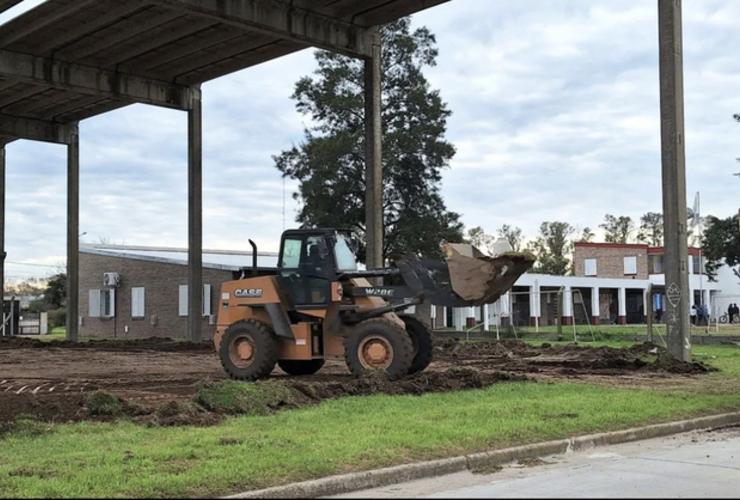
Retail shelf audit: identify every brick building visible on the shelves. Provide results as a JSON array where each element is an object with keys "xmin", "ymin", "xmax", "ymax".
[{"xmin": 79, "ymin": 245, "xmax": 278, "ymax": 340}]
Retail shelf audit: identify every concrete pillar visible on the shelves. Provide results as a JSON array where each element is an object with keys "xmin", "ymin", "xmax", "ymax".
[
  {"xmin": 483, "ymin": 304, "xmax": 490, "ymax": 331},
  {"xmin": 591, "ymin": 287, "xmax": 600, "ymax": 325},
  {"xmin": 562, "ymin": 286, "xmax": 573, "ymax": 325},
  {"xmin": 453, "ymin": 307, "xmax": 465, "ymax": 331},
  {"xmin": 66, "ymin": 125, "xmax": 80, "ymax": 342},
  {"xmin": 441, "ymin": 307, "xmax": 447, "ymax": 328},
  {"xmin": 658, "ymin": 0, "xmax": 691, "ymax": 361},
  {"xmin": 618, "ymin": 287, "xmax": 627, "ymax": 325},
  {"xmin": 643, "ymin": 288, "xmax": 649, "ymax": 323},
  {"xmin": 188, "ymin": 88, "xmax": 203, "ymax": 343},
  {"xmin": 0, "ymin": 145, "xmax": 5, "ymax": 321},
  {"xmin": 364, "ymin": 31, "xmax": 383, "ymax": 272},
  {"xmin": 529, "ymin": 283, "xmax": 539, "ymax": 326}
]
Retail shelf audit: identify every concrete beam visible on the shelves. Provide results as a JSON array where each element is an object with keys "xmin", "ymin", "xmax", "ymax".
[
  {"xmin": 364, "ymin": 32, "xmax": 383, "ymax": 274},
  {"xmin": 151, "ymin": 0, "xmax": 374, "ymax": 57},
  {"xmin": 0, "ymin": 49, "xmax": 195, "ymax": 111},
  {"xmin": 0, "ymin": 114, "xmax": 76, "ymax": 144},
  {"xmin": 0, "ymin": 0, "xmax": 98, "ymax": 47},
  {"xmin": 351, "ymin": 0, "xmax": 451, "ymax": 27},
  {"xmin": 66, "ymin": 125, "xmax": 80, "ymax": 342},
  {"xmin": 187, "ymin": 87, "xmax": 203, "ymax": 343},
  {"xmin": 0, "ymin": 0, "xmax": 23, "ymax": 15}
]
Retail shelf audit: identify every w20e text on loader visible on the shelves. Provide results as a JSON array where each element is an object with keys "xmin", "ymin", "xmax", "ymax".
[{"xmin": 214, "ymin": 228, "xmax": 534, "ymax": 381}]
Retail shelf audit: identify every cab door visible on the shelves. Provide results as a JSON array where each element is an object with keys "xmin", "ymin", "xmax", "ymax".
[{"xmin": 278, "ymin": 234, "xmax": 333, "ymax": 308}]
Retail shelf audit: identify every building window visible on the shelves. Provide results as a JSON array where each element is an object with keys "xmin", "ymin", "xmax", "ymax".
[
  {"xmin": 649, "ymin": 254, "xmax": 663, "ymax": 274},
  {"xmin": 584, "ymin": 259, "xmax": 597, "ymax": 276},
  {"xmin": 178, "ymin": 284, "xmax": 213, "ymax": 317},
  {"xmin": 624, "ymin": 256, "xmax": 637, "ymax": 275},
  {"xmin": 89, "ymin": 289, "xmax": 116, "ymax": 318},
  {"xmin": 131, "ymin": 287, "xmax": 145, "ymax": 318},
  {"xmin": 693, "ymin": 255, "xmax": 703, "ymax": 275}
]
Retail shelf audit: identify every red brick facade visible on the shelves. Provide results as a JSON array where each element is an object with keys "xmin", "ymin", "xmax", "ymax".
[{"xmin": 574, "ymin": 243, "xmax": 649, "ymax": 280}]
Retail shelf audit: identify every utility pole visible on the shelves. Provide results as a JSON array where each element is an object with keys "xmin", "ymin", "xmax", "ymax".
[{"xmin": 658, "ymin": 0, "xmax": 691, "ymax": 362}]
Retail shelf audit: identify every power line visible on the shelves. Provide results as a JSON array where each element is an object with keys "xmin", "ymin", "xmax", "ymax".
[{"xmin": 5, "ymin": 261, "xmax": 60, "ymax": 268}]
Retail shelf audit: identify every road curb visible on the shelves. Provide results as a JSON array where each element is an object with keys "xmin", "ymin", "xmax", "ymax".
[{"xmin": 225, "ymin": 412, "xmax": 740, "ymax": 499}]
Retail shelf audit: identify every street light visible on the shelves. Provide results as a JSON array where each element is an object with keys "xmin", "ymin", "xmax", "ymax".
[{"xmin": 79, "ymin": 232, "xmax": 87, "ymax": 238}]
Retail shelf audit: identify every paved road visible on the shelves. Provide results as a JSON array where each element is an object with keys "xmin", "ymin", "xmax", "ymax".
[{"xmin": 331, "ymin": 426, "xmax": 740, "ymax": 498}]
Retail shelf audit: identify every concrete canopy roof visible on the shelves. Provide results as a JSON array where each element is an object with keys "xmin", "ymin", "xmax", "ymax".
[{"xmin": 0, "ymin": 0, "xmax": 448, "ymax": 144}]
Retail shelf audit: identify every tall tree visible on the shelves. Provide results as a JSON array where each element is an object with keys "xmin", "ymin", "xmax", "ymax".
[
  {"xmin": 497, "ymin": 224, "xmax": 524, "ymax": 252},
  {"xmin": 701, "ymin": 214, "xmax": 740, "ymax": 281},
  {"xmin": 274, "ymin": 18, "xmax": 463, "ymax": 263},
  {"xmin": 599, "ymin": 214, "xmax": 635, "ymax": 243},
  {"xmin": 579, "ymin": 227, "xmax": 595, "ymax": 242},
  {"xmin": 528, "ymin": 222, "xmax": 575, "ymax": 275},
  {"xmin": 637, "ymin": 212, "xmax": 664, "ymax": 247}
]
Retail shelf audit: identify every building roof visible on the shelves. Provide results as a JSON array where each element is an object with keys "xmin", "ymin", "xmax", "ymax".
[
  {"xmin": 0, "ymin": 0, "xmax": 449, "ymax": 143},
  {"xmin": 81, "ymin": 244, "xmax": 279, "ymax": 271}
]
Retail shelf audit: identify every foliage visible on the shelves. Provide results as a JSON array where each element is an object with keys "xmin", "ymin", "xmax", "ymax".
[
  {"xmin": 274, "ymin": 18, "xmax": 464, "ymax": 263},
  {"xmin": 599, "ymin": 214, "xmax": 635, "ymax": 244},
  {"xmin": 528, "ymin": 222, "xmax": 575, "ymax": 275},
  {"xmin": 43, "ymin": 273, "xmax": 66, "ymax": 310},
  {"xmin": 637, "ymin": 212, "xmax": 664, "ymax": 247},
  {"xmin": 465, "ymin": 226, "xmax": 494, "ymax": 255},
  {"xmin": 701, "ymin": 213, "xmax": 740, "ymax": 281},
  {"xmin": 579, "ymin": 227, "xmax": 595, "ymax": 242},
  {"xmin": 46, "ymin": 308, "xmax": 66, "ymax": 329},
  {"xmin": 497, "ymin": 225, "xmax": 524, "ymax": 252}
]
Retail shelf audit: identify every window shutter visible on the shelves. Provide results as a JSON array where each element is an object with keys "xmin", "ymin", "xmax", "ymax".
[
  {"xmin": 109, "ymin": 288, "xmax": 116, "ymax": 317},
  {"xmin": 132, "ymin": 288, "xmax": 145, "ymax": 318},
  {"xmin": 585, "ymin": 259, "xmax": 597, "ymax": 276},
  {"xmin": 623, "ymin": 256, "xmax": 637, "ymax": 275},
  {"xmin": 89, "ymin": 290, "xmax": 101, "ymax": 318},
  {"xmin": 178, "ymin": 285, "xmax": 188, "ymax": 317},
  {"xmin": 203, "ymin": 284, "xmax": 212, "ymax": 317}
]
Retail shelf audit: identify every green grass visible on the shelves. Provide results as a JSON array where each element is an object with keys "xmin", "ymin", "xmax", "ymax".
[
  {"xmin": 3, "ymin": 343, "xmax": 740, "ymax": 498},
  {"xmin": 442, "ymin": 323, "xmax": 740, "ymax": 337}
]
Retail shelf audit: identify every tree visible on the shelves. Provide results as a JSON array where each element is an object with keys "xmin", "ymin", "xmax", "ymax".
[
  {"xmin": 599, "ymin": 214, "xmax": 635, "ymax": 244},
  {"xmin": 274, "ymin": 18, "xmax": 464, "ymax": 263},
  {"xmin": 637, "ymin": 212, "xmax": 664, "ymax": 247},
  {"xmin": 465, "ymin": 226, "xmax": 494, "ymax": 255},
  {"xmin": 579, "ymin": 227, "xmax": 595, "ymax": 242},
  {"xmin": 528, "ymin": 222, "xmax": 575, "ymax": 276},
  {"xmin": 701, "ymin": 214, "xmax": 739, "ymax": 281},
  {"xmin": 43, "ymin": 273, "xmax": 66, "ymax": 310},
  {"xmin": 497, "ymin": 224, "xmax": 524, "ymax": 252}
]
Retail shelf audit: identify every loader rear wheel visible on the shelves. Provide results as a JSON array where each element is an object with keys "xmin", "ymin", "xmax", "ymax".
[
  {"xmin": 344, "ymin": 318, "xmax": 413, "ymax": 381},
  {"xmin": 220, "ymin": 320, "xmax": 279, "ymax": 381},
  {"xmin": 399, "ymin": 315, "xmax": 434, "ymax": 375},
  {"xmin": 277, "ymin": 359, "xmax": 326, "ymax": 376}
]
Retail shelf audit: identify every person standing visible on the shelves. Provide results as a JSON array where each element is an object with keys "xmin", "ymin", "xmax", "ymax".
[{"xmin": 690, "ymin": 304, "xmax": 697, "ymax": 325}]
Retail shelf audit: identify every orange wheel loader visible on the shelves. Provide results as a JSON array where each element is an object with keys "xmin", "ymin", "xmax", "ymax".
[{"xmin": 215, "ymin": 228, "xmax": 534, "ymax": 381}]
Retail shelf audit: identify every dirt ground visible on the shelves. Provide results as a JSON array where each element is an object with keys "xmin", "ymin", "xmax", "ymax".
[{"xmin": 0, "ymin": 336, "xmax": 713, "ymax": 427}]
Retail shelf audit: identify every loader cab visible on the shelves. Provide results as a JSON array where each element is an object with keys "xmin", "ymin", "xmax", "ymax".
[{"xmin": 277, "ymin": 229, "xmax": 357, "ymax": 308}]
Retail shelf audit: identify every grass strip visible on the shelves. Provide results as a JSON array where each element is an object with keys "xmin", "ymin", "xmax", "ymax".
[{"xmin": 1, "ymin": 380, "xmax": 740, "ymax": 498}]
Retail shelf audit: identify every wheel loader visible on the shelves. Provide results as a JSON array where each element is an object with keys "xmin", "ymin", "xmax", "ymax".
[{"xmin": 215, "ymin": 228, "xmax": 534, "ymax": 381}]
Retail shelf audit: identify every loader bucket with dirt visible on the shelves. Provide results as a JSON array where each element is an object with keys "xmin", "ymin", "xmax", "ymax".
[
  {"xmin": 394, "ymin": 243, "xmax": 535, "ymax": 308},
  {"xmin": 442, "ymin": 243, "xmax": 536, "ymax": 306}
]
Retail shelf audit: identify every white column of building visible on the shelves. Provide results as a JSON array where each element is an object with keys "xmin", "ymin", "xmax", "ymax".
[
  {"xmin": 454, "ymin": 308, "xmax": 465, "ymax": 331},
  {"xmin": 563, "ymin": 285, "xmax": 573, "ymax": 325},
  {"xmin": 484, "ymin": 304, "xmax": 490, "ymax": 330},
  {"xmin": 529, "ymin": 282, "xmax": 540, "ymax": 326},
  {"xmin": 591, "ymin": 287, "xmax": 600, "ymax": 325},
  {"xmin": 441, "ymin": 307, "xmax": 447, "ymax": 328},
  {"xmin": 618, "ymin": 287, "xmax": 627, "ymax": 324},
  {"xmin": 643, "ymin": 288, "xmax": 649, "ymax": 322}
]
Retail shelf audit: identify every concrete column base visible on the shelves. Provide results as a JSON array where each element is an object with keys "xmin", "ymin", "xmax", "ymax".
[
  {"xmin": 529, "ymin": 317, "xmax": 541, "ymax": 327},
  {"xmin": 592, "ymin": 317, "xmax": 600, "ymax": 325},
  {"xmin": 561, "ymin": 317, "xmax": 573, "ymax": 326},
  {"xmin": 618, "ymin": 316, "xmax": 627, "ymax": 325}
]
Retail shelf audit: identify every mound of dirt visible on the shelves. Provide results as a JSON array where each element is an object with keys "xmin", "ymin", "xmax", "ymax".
[{"xmin": 0, "ymin": 335, "xmax": 213, "ymax": 353}]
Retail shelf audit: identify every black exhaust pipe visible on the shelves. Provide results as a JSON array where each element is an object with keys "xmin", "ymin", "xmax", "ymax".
[{"xmin": 249, "ymin": 239, "xmax": 258, "ymax": 269}]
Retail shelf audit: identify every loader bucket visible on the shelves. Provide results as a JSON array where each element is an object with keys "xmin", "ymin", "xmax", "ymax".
[
  {"xmin": 442, "ymin": 243, "xmax": 535, "ymax": 306},
  {"xmin": 394, "ymin": 244, "xmax": 535, "ymax": 308}
]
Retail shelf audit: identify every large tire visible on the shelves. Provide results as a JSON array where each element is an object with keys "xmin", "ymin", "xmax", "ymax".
[
  {"xmin": 278, "ymin": 359, "xmax": 326, "ymax": 376},
  {"xmin": 344, "ymin": 318, "xmax": 413, "ymax": 381},
  {"xmin": 399, "ymin": 315, "xmax": 434, "ymax": 375},
  {"xmin": 219, "ymin": 320, "xmax": 279, "ymax": 381}
]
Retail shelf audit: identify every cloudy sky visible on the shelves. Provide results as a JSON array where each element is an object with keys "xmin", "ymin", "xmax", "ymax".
[{"xmin": 3, "ymin": 0, "xmax": 740, "ymax": 281}]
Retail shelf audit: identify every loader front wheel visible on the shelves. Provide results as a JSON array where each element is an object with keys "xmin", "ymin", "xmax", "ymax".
[
  {"xmin": 278, "ymin": 359, "xmax": 326, "ymax": 376},
  {"xmin": 220, "ymin": 320, "xmax": 279, "ymax": 381},
  {"xmin": 399, "ymin": 315, "xmax": 434, "ymax": 375},
  {"xmin": 345, "ymin": 318, "xmax": 413, "ymax": 380}
]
